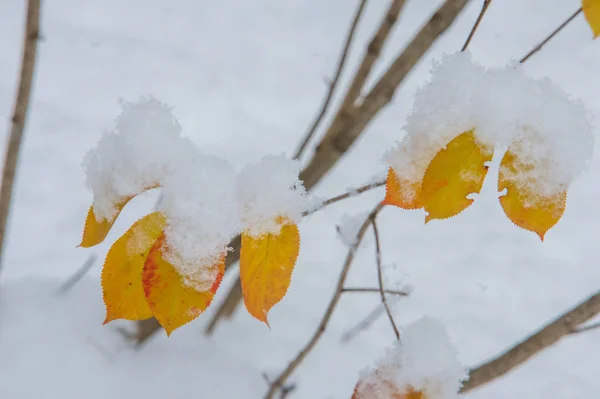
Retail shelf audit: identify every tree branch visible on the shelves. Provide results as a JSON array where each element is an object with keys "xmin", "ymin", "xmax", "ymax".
[
  {"xmin": 264, "ymin": 203, "xmax": 384, "ymax": 399},
  {"xmin": 569, "ymin": 320, "xmax": 600, "ymax": 335},
  {"xmin": 293, "ymin": 0, "xmax": 370, "ymax": 160},
  {"xmin": 370, "ymin": 215, "xmax": 399, "ymax": 340},
  {"xmin": 342, "ymin": 287, "xmax": 409, "ymax": 296},
  {"xmin": 461, "ymin": 290, "xmax": 600, "ymax": 393},
  {"xmin": 519, "ymin": 8, "xmax": 582, "ymax": 64},
  {"xmin": 0, "ymin": 0, "xmax": 41, "ymax": 275},
  {"xmin": 461, "ymin": 0, "xmax": 492, "ymax": 51}
]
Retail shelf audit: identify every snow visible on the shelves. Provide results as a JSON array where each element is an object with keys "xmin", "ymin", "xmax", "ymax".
[
  {"xmin": 356, "ymin": 317, "xmax": 467, "ymax": 399},
  {"xmin": 237, "ymin": 154, "xmax": 313, "ymax": 237},
  {"xmin": 384, "ymin": 52, "xmax": 594, "ymax": 199},
  {"xmin": 1, "ymin": 0, "xmax": 600, "ymax": 398}
]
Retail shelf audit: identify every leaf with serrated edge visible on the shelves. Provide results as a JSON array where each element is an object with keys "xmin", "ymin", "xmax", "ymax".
[
  {"xmin": 79, "ymin": 184, "xmax": 159, "ymax": 248},
  {"xmin": 102, "ymin": 212, "xmax": 166, "ymax": 324},
  {"xmin": 382, "ymin": 167, "xmax": 422, "ymax": 209},
  {"xmin": 142, "ymin": 234, "xmax": 224, "ymax": 336},
  {"xmin": 352, "ymin": 376, "xmax": 425, "ymax": 399},
  {"xmin": 421, "ymin": 129, "xmax": 492, "ymax": 222},
  {"xmin": 240, "ymin": 219, "xmax": 300, "ymax": 326},
  {"xmin": 583, "ymin": 0, "xmax": 600, "ymax": 38},
  {"xmin": 498, "ymin": 150, "xmax": 566, "ymax": 241}
]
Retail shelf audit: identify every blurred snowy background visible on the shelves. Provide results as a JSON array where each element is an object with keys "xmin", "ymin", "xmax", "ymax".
[{"xmin": 1, "ymin": 0, "xmax": 599, "ymax": 398}]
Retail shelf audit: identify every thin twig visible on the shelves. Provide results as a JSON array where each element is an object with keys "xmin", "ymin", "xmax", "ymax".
[
  {"xmin": 264, "ymin": 203, "xmax": 384, "ymax": 399},
  {"xmin": 337, "ymin": 0, "xmax": 407, "ymax": 113},
  {"xmin": 293, "ymin": 0, "xmax": 369, "ymax": 160},
  {"xmin": 302, "ymin": 179, "xmax": 385, "ymax": 217},
  {"xmin": 370, "ymin": 215, "xmax": 399, "ymax": 340},
  {"xmin": 342, "ymin": 287, "xmax": 409, "ymax": 296},
  {"xmin": 340, "ymin": 303, "xmax": 386, "ymax": 343},
  {"xmin": 0, "ymin": 0, "xmax": 41, "ymax": 274},
  {"xmin": 519, "ymin": 8, "xmax": 582, "ymax": 64},
  {"xmin": 57, "ymin": 254, "xmax": 98, "ymax": 294},
  {"xmin": 461, "ymin": 0, "xmax": 492, "ymax": 51},
  {"xmin": 461, "ymin": 289, "xmax": 600, "ymax": 393},
  {"xmin": 570, "ymin": 320, "xmax": 600, "ymax": 335}
]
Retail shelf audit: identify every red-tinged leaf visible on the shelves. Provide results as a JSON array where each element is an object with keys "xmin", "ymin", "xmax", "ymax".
[
  {"xmin": 102, "ymin": 212, "xmax": 166, "ymax": 324},
  {"xmin": 498, "ymin": 150, "xmax": 566, "ymax": 241},
  {"xmin": 240, "ymin": 220, "xmax": 300, "ymax": 326},
  {"xmin": 382, "ymin": 167, "xmax": 422, "ymax": 209},
  {"xmin": 421, "ymin": 130, "xmax": 492, "ymax": 222},
  {"xmin": 352, "ymin": 375, "xmax": 425, "ymax": 399},
  {"xmin": 142, "ymin": 234, "xmax": 224, "ymax": 335},
  {"xmin": 79, "ymin": 184, "xmax": 159, "ymax": 248}
]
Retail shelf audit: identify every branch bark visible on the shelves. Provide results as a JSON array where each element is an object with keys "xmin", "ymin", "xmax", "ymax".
[
  {"xmin": 461, "ymin": 289, "xmax": 600, "ymax": 393},
  {"xmin": 293, "ymin": 0, "xmax": 369, "ymax": 159},
  {"xmin": 461, "ymin": 0, "xmax": 492, "ymax": 51},
  {"xmin": 0, "ymin": 0, "xmax": 41, "ymax": 275}
]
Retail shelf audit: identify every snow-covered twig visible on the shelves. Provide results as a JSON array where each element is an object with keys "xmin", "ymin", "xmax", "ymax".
[
  {"xmin": 302, "ymin": 179, "xmax": 385, "ymax": 217},
  {"xmin": 461, "ymin": 0, "xmax": 493, "ymax": 51},
  {"xmin": 370, "ymin": 215, "xmax": 400, "ymax": 340},
  {"xmin": 0, "ymin": 0, "xmax": 40, "ymax": 274},
  {"xmin": 264, "ymin": 203, "xmax": 384, "ymax": 399},
  {"xmin": 461, "ymin": 289, "xmax": 600, "ymax": 393},
  {"xmin": 519, "ymin": 7, "xmax": 583, "ymax": 64},
  {"xmin": 293, "ymin": 0, "xmax": 370, "ymax": 160}
]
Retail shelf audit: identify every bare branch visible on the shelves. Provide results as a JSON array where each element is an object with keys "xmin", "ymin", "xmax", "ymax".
[
  {"xmin": 205, "ymin": 276, "xmax": 242, "ymax": 335},
  {"xmin": 461, "ymin": 290, "xmax": 600, "ymax": 393},
  {"xmin": 264, "ymin": 203, "xmax": 384, "ymax": 399},
  {"xmin": 57, "ymin": 254, "xmax": 98, "ymax": 294},
  {"xmin": 461, "ymin": 0, "xmax": 492, "ymax": 51},
  {"xmin": 569, "ymin": 320, "xmax": 600, "ymax": 335},
  {"xmin": 293, "ymin": 0, "xmax": 369, "ymax": 160},
  {"xmin": 0, "ymin": 0, "xmax": 41, "ymax": 274},
  {"xmin": 337, "ymin": 0, "xmax": 407, "ymax": 113},
  {"xmin": 340, "ymin": 303, "xmax": 386, "ymax": 343},
  {"xmin": 300, "ymin": 0, "xmax": 470, "ymax": 190},
  {"xmin": 370, "ymin": 215, "xmax": 399, "ymax": 340},
  {"xmin": 302, "ymin": 179, "xmax": 385, "ymax": 217},
  {"xmin": 519, "ymin": 8, "xmax": 582, "ymax": 64},
  {"xmin": 342, "ymin": 287, "xmax": 409, "ymax": 296}
]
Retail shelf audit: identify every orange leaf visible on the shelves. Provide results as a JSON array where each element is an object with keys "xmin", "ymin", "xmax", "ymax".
[
  {"xmin": 421, "ymin": 130, "xmax": 492, "ymax": 222},
  {"xmin": 240, "ymin": 220, "xmax": 300, "ymax": 326},
  {"xmin": 142, "ymin": 234, "xmax": 224, "ymax": 335},
  {"xmin": 79, "ymin": 184, "xmax": 159, "ymax": 248},
  {"xmin": 352, "ymin": 376, "xmax": 424, "ymax": 399},
  {"xmin": 498, "ymin": 150, "xmax": 566, "ymax": 241},
  {"xmin": 382, "ymin": 167, "xmax": 422, "ymax": 209},
  {"xmin": 101, "ymin": 212, "xmax": 166, "ymax": 324},
  {"xmin": 583, "ymin": 0, "xmax": 600, "ymax": 38}
]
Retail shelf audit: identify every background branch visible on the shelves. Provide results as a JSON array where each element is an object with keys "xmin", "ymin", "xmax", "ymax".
[
  {"xmin": 0, "ymin": 0, "xmax": 41, "ymax": 276},
  {"xmin": 461, "ymin": 0, "xmax": 492, "ymax": 51},
  {"xmin": 461, "ymin": 290, "xmax": 600, "ymax": 393},
  {"xmin": 293, "ymin": 0, "xmax": 369, "ymax": 159}
]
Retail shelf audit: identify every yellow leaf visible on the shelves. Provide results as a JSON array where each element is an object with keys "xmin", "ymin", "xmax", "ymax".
[
  {"xmin": 240, "ymin": 220, "xmax": 300, "ymax": 326},
  {"xmin": 102, "ymin": 212, "xmax": 166, "ymax": 324},
  {"xmin": 142, "ymin": 234, "xmax": 224, "ymax": 336},
  {"xmin": 382, "ymin": 167, "xmax": 422, "ymax": 209},
  {"xmin": 421, "ymin": 130, "xmax": 492, "ymax": 222},
  {"xmin": 498, "ymin": 150, "xmax": 566, "ymax": 241},
  {"xmin": 583, "ymin": 0, "xmax": 600, "ymax": 38},
  {"xmin": 352, "ymin": 376, "xmax": 425, "ymax": 399},
  {"xmin": 79, "ymin": 184, "xmax": 159, "ymax": 248}
]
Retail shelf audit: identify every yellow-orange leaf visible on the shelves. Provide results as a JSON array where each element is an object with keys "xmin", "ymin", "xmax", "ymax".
[
  {"xmin": 102, "ymin": 212, "xmax": 166, "ymax": 324},
  {"xmin": 240, "ymin": 221, "xmax": 300, "ymax": 325},
  {"xmin": 583, "ymin": 0, "xmax": 600, "ymax": 38},
  {"xmin": 421, "ymin": 130, "xmax": 492, "ymax": 222},
  {"xmin": 498, "ymin": 150, "xmax": 566, "ymax": 241},
  {"xmin": 79, "ymin": 185, "xmax": 159, "ymax": 248},
  {"xmin": 352, "ymin": 377, "xmax": 424, "ymax": 399},
  {"xmin": 142, "ymin": 234, "xmax": 224, "ymax": 335},
  {"xmin": 382, "ymin": 167, "xmax": 422, "ymax": 209}
]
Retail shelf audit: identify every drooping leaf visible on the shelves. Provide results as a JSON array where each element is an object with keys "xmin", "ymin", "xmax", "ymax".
[
  {"xmin": 240, "ymin": 220, "xmax": 300, "ymax": 326},
  {"xmin": 583, "ymin": 0, "xmax": 600, "ymax": 38},
  {"xmin": 101, "ymin": 212, "xmax": 166, "ymax": 324},
  {"xmin": 79, "ymin": 185, "xmax": 159, "ymax": 248},
  {"xmin": 382, "ymin": 167, "xmax": 422, "ymax": 209},
  {"xmin": 351, "ymin": 376, "xmax": 424, "ymax": 399},
  {"xmin": 142, "ymin": 234, "xmax": 224, "ymax": 335},
  {"xmin": 421, "ymin": 130, "xmax": 492, "ymax": 222},
  {"xmin": 498, "ymin": 150, "xmax": 566, "ymax": 241}
]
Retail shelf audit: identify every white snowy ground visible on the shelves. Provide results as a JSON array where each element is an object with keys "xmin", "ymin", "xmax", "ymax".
[{"xmin": 1, "ymin": 0, "xmax": 599, "ymax": 398}]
